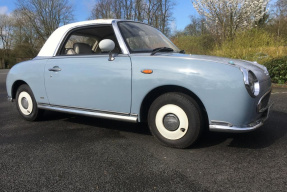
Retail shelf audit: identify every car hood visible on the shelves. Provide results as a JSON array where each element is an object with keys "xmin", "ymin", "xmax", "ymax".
[{"xmin": 168, "ymin": 53, "xmax": 270, "ymax": 81}]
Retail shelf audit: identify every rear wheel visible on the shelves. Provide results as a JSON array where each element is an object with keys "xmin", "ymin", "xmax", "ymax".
[
  {"xmin": 148, "ymin": 92, "xmax": 202, "ymax": 148},
  {"xmin": 16, "ymin": 84, "xmax": 45, "ymax": 121}
]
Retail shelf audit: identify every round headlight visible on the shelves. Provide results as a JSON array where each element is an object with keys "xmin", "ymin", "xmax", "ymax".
[{"xmin": 241, "ymin": 68, "xmax": 260, "ymax": 97}]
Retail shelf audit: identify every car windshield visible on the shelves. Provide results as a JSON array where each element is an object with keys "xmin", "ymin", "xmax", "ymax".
[{"xmin": 118, "ymin": 22, "xmax": 180, "ymax": 53}]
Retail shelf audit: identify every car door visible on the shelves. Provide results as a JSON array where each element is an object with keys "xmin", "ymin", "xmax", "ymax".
[{"xmin": 44, "ymin": 25, "xmax": 131, "ymax": 114}]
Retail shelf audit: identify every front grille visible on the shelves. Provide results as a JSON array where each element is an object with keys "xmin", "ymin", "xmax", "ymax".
[{"xmin": 258, "ymin": 91, "xmax": 271, "ymax": 112}]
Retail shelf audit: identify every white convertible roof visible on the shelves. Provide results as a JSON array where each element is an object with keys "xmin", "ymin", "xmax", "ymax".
[{"xmin": 37, "ymin": 19, "xmax": 118, "ymax": 57}]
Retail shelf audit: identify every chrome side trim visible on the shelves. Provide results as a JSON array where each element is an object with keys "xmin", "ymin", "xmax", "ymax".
[
  {"xmin": 50, "ymin": 54, "xmax": 129, "ymax": 60},
  {"xmin": 37, "ymin": 104, "xmax": 138, "ymax": 123},
  {"xmin": 7, "ymin": 96, "xmax": 13, "ymax": 102},
  {"xmin": 112, "ymin": 20, "xmax": 130, "ymax": 55},
  {"xmin": 37, "ymin": 103, "xmax": 132, "ymax": 115},
  {"xmin": 209, "ymin": 122, "xmax": 264, "ymax": 133},
  {"xmin": 210, "ymin": 120, "xmax": 233, "ymax": 127}
]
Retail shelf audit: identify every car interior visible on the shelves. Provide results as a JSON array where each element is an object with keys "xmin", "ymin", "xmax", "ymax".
[{"xmin": 61, "ymin": 25, "xmax": 122, "ymax": 55}]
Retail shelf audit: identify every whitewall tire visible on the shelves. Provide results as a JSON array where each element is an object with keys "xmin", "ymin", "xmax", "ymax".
[
  {"xmin": 155, "ymin": 104, "xmax": 189, "ymax": 140},
  {"xmin": 17, "ymin": 91, "xmax": 33, "ymax": 115},
  {"xmin": 16, "ymin": 84, "xmax": 45, "ymax": 121},
  {"xmin": 148, "ymin": 92, "xmax": 202, "ymax": 148}
]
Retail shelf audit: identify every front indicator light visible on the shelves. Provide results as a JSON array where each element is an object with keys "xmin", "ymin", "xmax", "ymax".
[{"xmin": 141, "ymin": 69, "xmax": 153, "ymax": 74}]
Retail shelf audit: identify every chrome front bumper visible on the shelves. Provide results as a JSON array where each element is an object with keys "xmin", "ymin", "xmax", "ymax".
[
  {"xmin": 209, "ymin": 103, "xmax": 272, "ymax": 133},
  {"xmin": 7, "ymin": 96, "xmax": 13, "ymax": 102}
]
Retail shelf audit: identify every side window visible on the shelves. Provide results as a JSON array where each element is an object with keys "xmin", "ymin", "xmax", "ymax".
[{"xmin": 59, "ymin": 25, "xmax": 122, "ymax": 55}]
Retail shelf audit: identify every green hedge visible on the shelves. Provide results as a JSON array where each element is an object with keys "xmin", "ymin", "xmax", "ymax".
[{"xmin": 263, "ymin": 56, "xmax": 287, "ymax": 84}]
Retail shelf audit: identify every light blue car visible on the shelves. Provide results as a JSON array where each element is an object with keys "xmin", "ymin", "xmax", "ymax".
[{"xmin": 6, "ymin": 20, "xmax": 272, "ymax": 148}]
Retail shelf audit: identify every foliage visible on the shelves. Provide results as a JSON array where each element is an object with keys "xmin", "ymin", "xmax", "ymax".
[
  {"xmin": 211, "ymin": 29, "xmax": 286, "ymax": 62},
  {"xmin": 90, "ymin": 0, "xmax": 175, "ymax": 36},
  {"xmin": 267, "ymin": 0, "xmax": 287, "ymax": 41},
  {"xmin": 263, "ymin": 56, "xmax": 287, "ymax": 84},
  {"xmin": 171, "ymin": 34, "xmax": 215, "ymax": 55},
  {"xmin": 172, "ymin": 29, "xmax": 287, "ymax": 57},
  {"xmin": 16, "ymin": 0, "xmax": 74, "ymax": 41},
  {"xmin": 183, "ymin": 16, "xmax": 209, "ymax": 36},
  {"xmin": 0, "ymin": 14, "xmax": 14, "ymax": 68},
  {"xmin": 0, "ymin": 0, "xmax": 74, "ymax": 68},
  {"xmin": 191, "ymin": 0, "xmax": 269, "ymax": 40},
  {"xmin": 0, "ymin": 14, "xmax": 13, "ymax": 51}
]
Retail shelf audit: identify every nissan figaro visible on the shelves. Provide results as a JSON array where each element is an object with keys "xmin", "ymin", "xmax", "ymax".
[{"xmin": 6, "ymin": 19, "xmax": 272, "ymax": 148}]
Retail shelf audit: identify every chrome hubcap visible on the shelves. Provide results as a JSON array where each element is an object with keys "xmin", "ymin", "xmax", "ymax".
[
  {"xmin": 21, "ymin": 97, "xmax": 29, "ymax": 109},
  {"xmin": 163, "ymin": 113, "xmax": 180, "ymax": 131}
]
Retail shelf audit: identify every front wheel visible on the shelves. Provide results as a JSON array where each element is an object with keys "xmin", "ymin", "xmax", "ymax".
[
  {"xmin": 16, "ymin": 84, "xmax": 45, "ymax": 121},
  {"xmin": 148, "ymin": 93, "xmax": 202, "ymax": 148}
]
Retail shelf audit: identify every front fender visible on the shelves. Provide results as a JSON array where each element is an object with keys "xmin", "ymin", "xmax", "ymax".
[{"xmin": 130, "ymin": 54, "xmax": 258, "ymax": 127}]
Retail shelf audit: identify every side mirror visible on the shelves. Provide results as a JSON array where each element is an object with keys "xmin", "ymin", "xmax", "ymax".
[{"xmin": 99, "ymin": 39, "xmax": 115, "ymax": 61}]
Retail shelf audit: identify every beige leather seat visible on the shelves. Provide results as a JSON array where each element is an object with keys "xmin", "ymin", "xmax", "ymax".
[
  {"xmin": 66, "ymin": 43, "xmax": 93, "ymax": 55},
  {"xmin": 74, "ymin": 43, "xmax": 93, "ymax": 54},
  {"xmin": 66, "ymin": 48, "xmax": 76, "ymax": 55}
]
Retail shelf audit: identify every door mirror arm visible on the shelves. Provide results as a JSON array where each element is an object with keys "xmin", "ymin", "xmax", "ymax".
[{"xmin": 109, "ymin": 51, "xmax": 115, "ymax": 61}]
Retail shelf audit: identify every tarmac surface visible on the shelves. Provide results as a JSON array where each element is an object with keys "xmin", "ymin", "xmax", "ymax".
[{"xmin": 0, "ymin": 69, "xmax": 286, "ymax": 191}]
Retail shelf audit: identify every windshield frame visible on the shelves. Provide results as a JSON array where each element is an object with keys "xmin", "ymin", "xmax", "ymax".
[{"xmin": 117, "ymin": 21, "xmax": 180, "ymax": 54}]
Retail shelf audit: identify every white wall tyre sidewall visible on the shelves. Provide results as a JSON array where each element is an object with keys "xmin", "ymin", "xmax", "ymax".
[
  {"xmin": 18, "ymin": 91, "xmax": 33, "ymax": 116},
  {"xmin": 155, "ymin": 104, "xmax": 189, "ymax": 140}
]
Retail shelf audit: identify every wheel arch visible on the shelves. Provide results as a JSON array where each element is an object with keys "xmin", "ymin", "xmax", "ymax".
[
  {"xmin": 139, "ymin": 85, "xmax": 209, "ymax": 125},
  {"xmin": 11, "ymin": 80, "xmax": 28, "ymax": 99}
]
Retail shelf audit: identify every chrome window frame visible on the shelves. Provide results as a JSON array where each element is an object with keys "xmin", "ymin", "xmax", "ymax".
[{"xmin": 112, "ymin": 20, "xmax": 130, "ymax": 55}]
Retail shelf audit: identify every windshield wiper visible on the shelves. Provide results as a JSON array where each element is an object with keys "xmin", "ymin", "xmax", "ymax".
[{"xmin": 151, "ymin": 47, "xmax": 174, "ymax": 56}]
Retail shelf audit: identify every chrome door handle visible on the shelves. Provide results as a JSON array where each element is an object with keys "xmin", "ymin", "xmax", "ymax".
[{"xmin": 48, "ymin": 66, "xmax": 61, "ymax": 72}]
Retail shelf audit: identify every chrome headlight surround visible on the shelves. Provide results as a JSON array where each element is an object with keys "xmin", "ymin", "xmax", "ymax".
[
  {"xmin": 240, "ymin": 68, "xmax": 260, "ymax": 98},
  {"xmin": 252, "ymin": 61, "xmax": 269, "ymax": 76},
  {"xmin": 263, "ymin": 66, "xmax": 269, "ymax": 76}
]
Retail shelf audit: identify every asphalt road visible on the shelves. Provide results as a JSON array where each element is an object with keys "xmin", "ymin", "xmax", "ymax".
[{"xmin": 0, "ymin": 69, "xmax": 286, "ymax": 192}]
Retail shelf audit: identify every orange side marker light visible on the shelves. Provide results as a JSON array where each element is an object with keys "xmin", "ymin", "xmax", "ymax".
[{"xmin": 141, "ymin": 69, "xmax": 153, "ymax": 74}]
